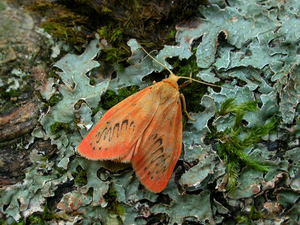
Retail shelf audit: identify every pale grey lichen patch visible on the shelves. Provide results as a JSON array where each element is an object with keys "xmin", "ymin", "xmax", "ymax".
[{"xmin": 1, "ymin": 1, "xmax": 300, "ymax": 224}]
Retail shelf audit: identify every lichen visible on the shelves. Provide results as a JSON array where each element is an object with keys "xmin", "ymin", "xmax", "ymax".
[{"xmin": 1, "ymin": 1, "xmax": 300, "ymax": 224}]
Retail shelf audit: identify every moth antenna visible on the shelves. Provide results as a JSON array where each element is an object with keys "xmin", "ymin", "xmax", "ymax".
[
  {"xmin": 178, "ymin": 76, "xmax": 223, "ymax": 88},
  {"xmin": 140, "ymin": 46, "xmax": 175, "ymax": 76},
  {"xmin": 178, "ymin": 72, "xmax": 192, "ymax": 89},
  {"xmin": 141, "ymin": 47, "xmax": 223, "ymax": 88}
]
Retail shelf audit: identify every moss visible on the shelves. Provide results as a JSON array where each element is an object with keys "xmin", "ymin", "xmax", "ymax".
[
  {"xmin": 214, "ymin": 98, "xmax": 277, "ymax": 190},
  {"xmin": 146, "ymin": 213, "xmax": 169, "ymax": 225},
  {"xmin": 0, "ymin": 2, "xmax": 6, "ymax": 11},
  {"xmin": 42, "ymin": 22, "xmax": 86, "ymax": 46},
  {"xmin": 55, "ymin": 166, "xmax": 64, "ymax": 176},
  {"xmin": 27, "ymin": 203, "xmax": 56, "ymax": 224},
  {"xmin": 236, "ymin": 203, "xmax": 266, "ymax": 224},
  {"xmin": 5, "ymin": 89, "xmax": 20, "ymax": 98},
  {"xmin": 89, "ymin": 77, "xmax": 95, "ymax": 85},
  {"xmin": 101, "ymin": 86, "xmax": 139, "ymax": 109},
  {"xmin": 98, "ymin": 27, "xmax": 124, "ymax": 44},
  {"xmin": 22, "ymin": 0, "xmax": 209, "ymax": 59},
  {"xmin": 249, "ymin": 203, "xmax": 266, "ymax": 220},
  {"xmin": 48, "ymin": 93, "xmax": 63, "ymax": 106},
  {"xmin": 91, "ymin": 105, "xmax": 100, "ymax": 117},
  {"xmin": 96, "ymin": 26, "xmax": 132, "ymax": 64},
  {"xmin": 173, "ymin": 54, "xmax": 210, "ymax": 114},
  {"xmin": 23, "ymin": 84, "xmax": 32, "ymax": 92},
  {"xmin": 27, "ymin": 1, "xmax": 88, "ymax": 48},
  {"xmin": 73, "ymin": 99, "xmax": 85, "ymax": 111},
  {"xmin": 1, "ymin": 203, "xmax": 57, "ymax": 225},
  {"xmin": 72, "ymin": 167, "xmax": 87, "ymax": 186},
  {"xmin": 0, "ymin": 80, "xmax": 20, "ymax": 100},
  {"xmin": 50, "ymin": 122, "xmax": 71, "ymax": 134},
  {"xmin": 104, "ymin": 186, "xmax": 125, "ymax": 216},
  {"xmin": 47, "ymin": 70, "xmax": 60, "ymax": 80}
]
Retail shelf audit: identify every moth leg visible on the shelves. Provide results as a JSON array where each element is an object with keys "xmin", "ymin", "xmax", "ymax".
[{"xmin": 180, "ymin": 93, "xmax": 195, "ymax": 121}]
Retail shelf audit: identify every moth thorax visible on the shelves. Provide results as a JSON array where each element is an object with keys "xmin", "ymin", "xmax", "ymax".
[{"xmin": 163, "ymin": 73, "xmax": 179, "ymax": 89}]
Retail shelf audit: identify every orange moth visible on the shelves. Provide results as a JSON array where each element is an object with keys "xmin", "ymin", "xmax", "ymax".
[{"xmin": 78, "ymin": 48, "xmax": 220, "ymax": 192}]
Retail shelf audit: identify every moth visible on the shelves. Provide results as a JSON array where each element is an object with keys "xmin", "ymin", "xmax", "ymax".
[{"xmin": 78, "ymin": 48, "xmax": 219, "ymax": 192}]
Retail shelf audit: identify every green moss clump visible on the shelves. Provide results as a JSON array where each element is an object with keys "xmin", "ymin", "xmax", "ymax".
[
  {"xmin": 215, "ymin": 98, "xmax": 277, "ymax": 190},
  {"xmin": 104, "ymin": 186, "xmax": 125, "ymax": 216},
  {"xmin": 172, "ymin": 54, "xmax": 215, "ymax": 114},
  {"xmin": 89, "ymin": 77, "xmax": 95, "ymax": 85},
  {"xmin": 48, "ymin": 93, "xmax": 63, "ymax": 106},
  {"xmin": 236, "ymin": 203, "xmax": 266, "ymax": 224},
  {"xmin": 101, "ymin": 86, "xmax": 139, "ymax": 109},
  {"xmin": 98, "ymin": 27, "xmax": 124, "ymax": 44},
  {"xmin": 72, "ymin": 167, "xmax": 87, "ymax": 186},
  {"xmin": 96, "ymin": 26, "xmax": 131, "ymax": 64},
  {"xmin": 27, "ymin": 203, "xmax": 56, "ymax": 224},
  {"xmin": 4, "ymin": 203, "xmax": 57, "ymax": 225},
  {"xmin": 42, "ymin": 22, "xmax": 86, "ymax": 46},
  {"xmin": 50, "ymin": 122, "xmax": 71, "ymax": 135},
  {"xmin": 47, "ymin": 70, "xmax": 60, "ymax": 80}
]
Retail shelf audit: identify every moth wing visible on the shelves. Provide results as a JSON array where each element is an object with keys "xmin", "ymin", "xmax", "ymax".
[
  {"xmin": 78, "ymin": 84, "xmax": 162, "ymax": 162},
  {"xmin": 131, "ymin": 92, "xmax": 182, "ymax": 193}
]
